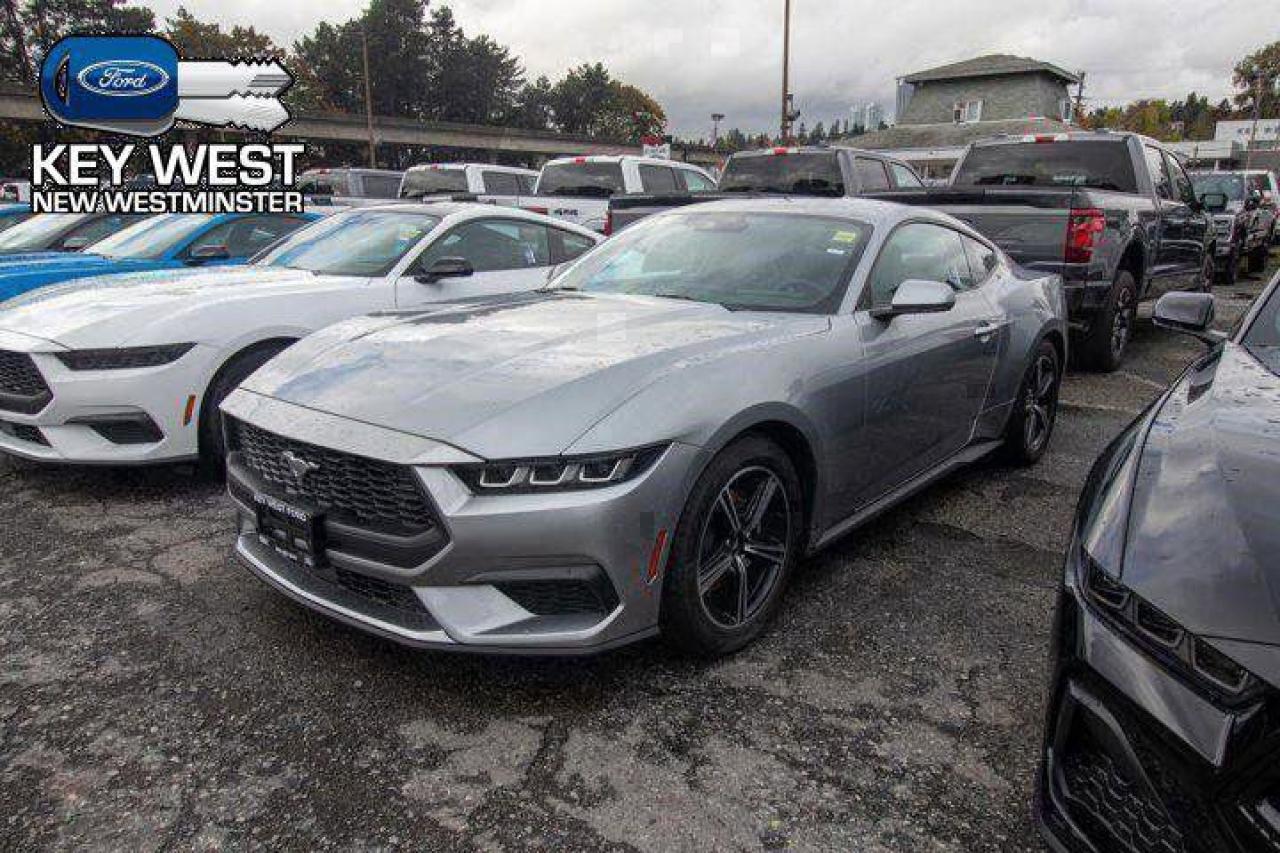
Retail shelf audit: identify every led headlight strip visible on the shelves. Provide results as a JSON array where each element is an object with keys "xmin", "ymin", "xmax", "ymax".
[{"xmin": 453, "ymin": 445, "xmax": 667, "ymax": 495}]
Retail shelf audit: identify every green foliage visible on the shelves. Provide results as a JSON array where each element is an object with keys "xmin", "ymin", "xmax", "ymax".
[{"xmin": 1234, "ymin": 41, "xmax": 1280, "ymax": 116}]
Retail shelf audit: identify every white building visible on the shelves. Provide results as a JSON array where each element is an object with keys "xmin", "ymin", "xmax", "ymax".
[{"xmin": 851, "ymin": 103, "xmax": 884, "ymax": 132}]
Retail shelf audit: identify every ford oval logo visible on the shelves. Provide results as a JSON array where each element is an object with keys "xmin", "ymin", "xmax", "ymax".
[{"xmin": 76, "ymin": 60, "xmax": 170, "ymax": 98}]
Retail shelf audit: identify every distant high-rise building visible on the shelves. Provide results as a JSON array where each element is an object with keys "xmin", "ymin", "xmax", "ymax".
[{"xmin": 851, "ymin": 103, "xmax": 884, "ymax": 132}]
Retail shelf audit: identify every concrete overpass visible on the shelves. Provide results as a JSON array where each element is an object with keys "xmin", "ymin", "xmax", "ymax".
[{"xmin": 0, "ymin": 84, "xmax": 719, "ymax": 166}]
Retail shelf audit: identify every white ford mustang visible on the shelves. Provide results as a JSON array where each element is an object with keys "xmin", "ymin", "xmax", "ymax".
[{"xmin": 0, "ymin": 203, "xmax": 602, "ymax": 465}]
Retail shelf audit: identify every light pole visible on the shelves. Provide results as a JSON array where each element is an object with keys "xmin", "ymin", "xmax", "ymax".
[
  {"xmin": 361, "ymin": 26, "xmax": 377, "ymax": 168},
  {"xmin": 1246, "ymin": 71, "xmax": 1264, "ymax": 172},
  {"xmin": 780, "ymin": 0, "xmax": 792, "ymax": 142},
  {"xmin": 711, "ymin": 113, "xmax": 725, "ymax": 147}
]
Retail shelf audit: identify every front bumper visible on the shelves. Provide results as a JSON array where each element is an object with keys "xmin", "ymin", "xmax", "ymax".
[
  {"xmin": 1036, "ymin": 561, "xmax": 1280, "ymax": 852},
  {"xmin": 0, "ymin": 332, "xmax": 208, "ymax": 465},
  {"xmin": 222, "ymin": 390, "xmax": 698, "ymax": 654}
]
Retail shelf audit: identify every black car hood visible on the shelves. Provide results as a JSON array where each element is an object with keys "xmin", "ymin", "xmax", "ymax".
[{"xmin": 1122, "ymin": 342, "xmax": 1280, "ymax": 652}]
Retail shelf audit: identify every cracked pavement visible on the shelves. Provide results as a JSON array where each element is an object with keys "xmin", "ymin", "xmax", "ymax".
[{"xmin": 2, "ymin": 261, "xmax": 1275, "ymax": 852}]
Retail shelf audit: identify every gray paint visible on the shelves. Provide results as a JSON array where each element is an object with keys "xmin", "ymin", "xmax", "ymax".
[{"xmin": 900, "ymin": 71, "xmax": 1073, "ymax": 126}]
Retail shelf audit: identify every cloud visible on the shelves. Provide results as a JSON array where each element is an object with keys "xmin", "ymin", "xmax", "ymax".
[{"xmin": 148, "ymin": 0, "xmax": 1277, "ymax": 138}]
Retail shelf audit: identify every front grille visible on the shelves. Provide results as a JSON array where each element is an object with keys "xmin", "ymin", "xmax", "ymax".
[
  {"xmin": 1063, "ymin": 747, "xmax": 1187, "ymax": 853},
  {"xmin": 0, "ymin": 351, "xmax": 52, "ymax": 414},
  {"xmin": 228, "ymin": 419, "xmax": 438, "ymax": 537}
]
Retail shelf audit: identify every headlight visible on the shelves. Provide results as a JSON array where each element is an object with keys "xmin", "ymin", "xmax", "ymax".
[
  {"xmin": 1080, "ymin": 555, "xmax": 1262, "ymax": 703},
  {"xmin": 452, "ymin": 445, "xmax": 667, "ymax": 494},
  {"xmin": 55, "ymin": 343, "xmax": 195, "ymax": 371}
]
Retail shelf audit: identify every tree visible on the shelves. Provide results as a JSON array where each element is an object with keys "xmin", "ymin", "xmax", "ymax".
[
  {"xmin": 165, "ymin": 7, "xmax": 279, "ymax": 59},
  {"xmin": 509, "ymin": 75, "xmax": 555, "ymax": 130},
  {"xmin": 1233, "ymin": 41, "xmax": 1280, "ymax": 118},
  {"xmin": 0, "ymin": 0, "xmax": 155, "ymax": 83}
]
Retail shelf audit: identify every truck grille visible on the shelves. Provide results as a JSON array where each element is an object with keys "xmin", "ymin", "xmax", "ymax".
[
  {"xmin": 227, "ymin": 418, "xmax": 439, "ymax": 537},
  {"xmin": 0, "ymin": 351, "xmax": 52, "ymax": 414}
]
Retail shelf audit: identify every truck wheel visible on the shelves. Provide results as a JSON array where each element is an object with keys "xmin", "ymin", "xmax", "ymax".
[
  {"xmin": 1077, "ymin": 271, "xmax": 1137, "ymax": 373},
  {"xmin": 1248, "ymin": 242, "xmax": 1268, "ymax": 274}
]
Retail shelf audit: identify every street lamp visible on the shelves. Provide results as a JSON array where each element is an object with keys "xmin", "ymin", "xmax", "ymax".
[
  {"xmin": 711, "ymin": 113, "xmax": 725, "ymax": 147},
  {"xmin": 780, "ymin": 0, "xmax": 791, "ymax": 142}
]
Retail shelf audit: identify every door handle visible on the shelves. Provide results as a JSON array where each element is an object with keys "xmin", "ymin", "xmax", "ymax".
[{"xmin": 974, "ymin": 321, "xmax": 1008, "ymax": 339}]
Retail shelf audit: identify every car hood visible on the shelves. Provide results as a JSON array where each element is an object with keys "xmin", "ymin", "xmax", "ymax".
[
  {"xmin": 0, "ymin": 266, "xmax": 337, "ymax": 347},
  {"xmin": 244, "ymin": 290, "xmax": 827, "ymax": 456},
  {"xmin": 0, "ymin": 255, "xmax": 164, "ymax": 301},
  {"xmin": 1122, "ymin": 342, "xmax": 1280, "ymax": 653}
]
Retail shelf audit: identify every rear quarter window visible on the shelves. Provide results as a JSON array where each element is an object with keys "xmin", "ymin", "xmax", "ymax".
[{"xmin": 719, "ymin": 153, "xmax": 845, "ymax": 196}]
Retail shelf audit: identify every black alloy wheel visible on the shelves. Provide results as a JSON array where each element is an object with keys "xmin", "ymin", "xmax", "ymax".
[{"xmin": 1003, "ymin": 340, "xmax": 1060, "ymax": 466}]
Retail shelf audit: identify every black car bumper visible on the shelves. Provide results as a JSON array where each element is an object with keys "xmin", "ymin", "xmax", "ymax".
[{"xmin": 1037, "ymin": 578, "xmax": 1280, "ymax": 852}]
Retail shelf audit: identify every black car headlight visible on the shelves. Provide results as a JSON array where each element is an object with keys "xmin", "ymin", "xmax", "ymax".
[
  {"xmin": 453, "ymin": 445, "xmax": 667, "ymax": 494},
  {"xmin": 55, "ymin": 343, "xmax": 195, "ymax": 371},
  {"xmin": 1080, "ymin": 554, "xmax": 1262, "ymax": 703}
]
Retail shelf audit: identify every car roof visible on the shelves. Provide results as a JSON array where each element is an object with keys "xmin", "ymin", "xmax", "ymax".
[
  {"xmin": 356, "ymin": 201, "xmax": 600, "ymax": 234},
  {"xmin": 404, "ymin": 162, "xmax": 537, "ymax": 175},
  {"xmin": 544, "ymin": 155, "xmax": 707, "ymax": 170}
]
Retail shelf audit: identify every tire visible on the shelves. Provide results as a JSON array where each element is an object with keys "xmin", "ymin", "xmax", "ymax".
[
  {"xmin": 198, "ymin": 341, "xmax": 292, "ymax": 467},
  {"xmin": 1247, "ymin": 241, "xmax": 1268, "ymax": 274},
  {"xmin": 1220, "ymin": 244, "xmax": 1239, "ymax": 285},
  {"xmin": 1076, "ymin": 271, "xmax": 1137, "ymax": 373},
  {"xmin": 660, "ymin": 435, "xmax": 803, "ymax": 658},
  {"xmin": 1001, "ymin": 340, "xmax": 1061, "ymax": 467}
]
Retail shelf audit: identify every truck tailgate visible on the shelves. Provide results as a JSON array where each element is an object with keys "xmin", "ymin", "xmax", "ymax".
[{"xmin": 869, "ymin": 188, "xmax": 1079, "ymax": 270}]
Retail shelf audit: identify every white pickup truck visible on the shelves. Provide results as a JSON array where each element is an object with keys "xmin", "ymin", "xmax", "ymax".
[
  {"xmin": 506, "ymin": 155, "xmax": 719, "ymax": 233},
  {"xmin": 398, "ymin": 163, "xmax": 539, "ymax": 205}
]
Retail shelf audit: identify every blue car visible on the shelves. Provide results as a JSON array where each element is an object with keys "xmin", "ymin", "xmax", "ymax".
[
  {"xmin": 0, "ymin": 205, "xmax": 33, "ymax": 234},
  {"xmin": 0, "ymin": 212, "xmax": 148, "ymax": 257},
  {"xmin": 0, "ymin": 212, "xmax": 319, "ymax": 302}
]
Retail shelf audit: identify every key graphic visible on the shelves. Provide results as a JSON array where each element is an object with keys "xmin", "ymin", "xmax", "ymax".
[{"xmin": 40, "ymin": 35, "xmax": 292, "ymax": 137}]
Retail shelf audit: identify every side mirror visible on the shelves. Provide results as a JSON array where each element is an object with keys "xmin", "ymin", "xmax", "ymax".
[
  {"xmin": 1199, "ymin": 192, "xmax": 1228, "ymax": 212},
  {"xmin": 1153, "ymin": 292, "xmax": 1226, "ymax": 346},
  {"xmin": 60, "ymin": 235, "xmax": 93, "ymax": 250},
  {"xmin": 188, "ymin": 244, "xmax": 231, "ymax": 263},
  {"xmin": 870, "ymin": 279, "xmax": 957, "ymax": 320},
  {"xmin": 414, "ymin": 256, "xmax": 474, "ymax": 284}
]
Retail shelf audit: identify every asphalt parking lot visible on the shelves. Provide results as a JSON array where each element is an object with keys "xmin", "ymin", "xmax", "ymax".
[{"xmin": 2, "ymin": 258, "xmax": 1276, "ymax": 853}]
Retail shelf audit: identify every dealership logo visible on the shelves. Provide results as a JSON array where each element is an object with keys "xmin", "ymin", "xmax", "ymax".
[
  {"xmin": 77, "ymin": 60, "xmax": 170, "ymax": 98},
  {"xmin": 39, "ymin": 34, "xmax": 291, "ymax": 137}
]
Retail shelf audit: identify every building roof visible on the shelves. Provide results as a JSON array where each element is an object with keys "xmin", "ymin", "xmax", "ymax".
[
  {"xmin": 902, "ymin": 54, "xmax": 1080, "ymax": 85},
  {"xmin": 851, "ymin": 117, "xmax": 1077, "ymax": 155}
]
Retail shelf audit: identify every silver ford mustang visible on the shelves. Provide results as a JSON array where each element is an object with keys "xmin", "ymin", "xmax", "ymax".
[{"xmin": 221, "ymin": 198, "xmax": 1068, "ymax": 657}]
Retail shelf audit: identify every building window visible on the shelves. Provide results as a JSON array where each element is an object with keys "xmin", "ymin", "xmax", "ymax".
[
  {"xmin": 1059, "ymin": 97, "xmax": 1074, "ymax": 123},
  {"xmin": 953, "ymin": 100, "xmax": 983, "ymax": 124}
]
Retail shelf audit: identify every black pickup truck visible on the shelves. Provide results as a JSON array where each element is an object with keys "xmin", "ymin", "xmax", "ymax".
[
  {"xmin": 605, "ymin": 146, "xmax": 926, "ymax": 233},
  {"xmin": 874, "ymin": 131, "xmax": 1215, "ymax": 370}
]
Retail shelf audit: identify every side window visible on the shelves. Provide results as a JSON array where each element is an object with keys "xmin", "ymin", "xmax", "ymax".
[
  {"xmin": 1163, "ymin": 153, "xmax": 1193, "ymax": 205},
  {"xmin": 890, "ymin": 162, "xmax": 925, "ymax": 189},
  {"xmin": 59, "ymin": 214, "xmax": 139, "ymax": 248},
  {"xmin": 190, "ymin": 216, "xmax": 308, "ymax": 258},
  {"xmin": 866, "ymin": 222, "xmax": 971, "ymax": 306},
  {"xmin": 414, "ymin": 219, "xmax": 551, "ymax": 273},
  {"xmin": 961, "ymin": 235, "xmax": 998, "ymax": 287},
  {"xmin": 551, "ymin": 229, "xmax": 597, "ymax": 264},
  {"xmin": 517, "ymin": 174, "xmax": 537, "ymax": 194},
  {"xmin": 1144, "ymin": 146, "xmax": 1173, "ymax": 200},
  {"xmin": 677, "ymin": 169, "xmax": 716, "ymax": 192},
  {"xmin": 639, "ymin": 165, "xmax": 679, "ymax": 194},
  {"xmin": 361, "ymin": 174, "xmax": 402, "ymax": 199},
  {"xmin": 854, "ymin": 158, "xmax": 891, "ymax": 192},
  {"xmin": 483, "ymin": 171, "xmax": 522, "ymax": 195}
]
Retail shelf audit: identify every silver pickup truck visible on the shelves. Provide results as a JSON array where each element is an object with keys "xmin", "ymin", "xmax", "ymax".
[{"xmin": 606, "ymin": 145, "xmax": 926, "ymax": 233}]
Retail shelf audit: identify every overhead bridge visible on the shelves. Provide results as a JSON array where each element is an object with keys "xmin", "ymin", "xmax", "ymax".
[{"xmin": 0, "ymin": 84, "xmax": 718, "ymax": 166}]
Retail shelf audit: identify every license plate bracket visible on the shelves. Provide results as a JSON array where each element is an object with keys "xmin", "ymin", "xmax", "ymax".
[{"xmin": 254, "ymin": 492, "xmax": 327, "ymax": 569}]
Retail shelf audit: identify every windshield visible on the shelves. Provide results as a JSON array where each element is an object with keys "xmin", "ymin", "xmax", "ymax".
[
  {"xmin": 400, "ymin": 168, "xmax": 468, "ymax": 198},
  {"xmin": 1245, "ymin": 284, "xmax": 1280, "ymax": 349},
  {"xmin": 256, "ymin": 210, "xmax": 441, "ymax": 276},
  {"xmin": 0, "ymin": 214, "xmax": 83, "ymax": 251},
  {"xmin": 550, "ymin": 211, "xmax": 870, "ymax": 313},
  {"xmin": 537, "ymin": 162, "xmax": 625, "ymax": 197},
  {"xmin": 953, "ymin": 141, "xmax": 1138, "ymax": 192},
  {"xmin": 719, "ymin": 153, "xmax": 845, "ymax": 197},
  {"xmin": 1190, "ymin": 173, "xmax": 1246, "ymax": 201},
  {"xmin": 90, "ymin": 214, "xmax": 211, "ymax": 259}
]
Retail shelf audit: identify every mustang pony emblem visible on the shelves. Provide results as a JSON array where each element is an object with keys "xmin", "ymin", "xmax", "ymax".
[{"xmin": 281, "ymin": 450, "xmax": 320, "ymax": 481}]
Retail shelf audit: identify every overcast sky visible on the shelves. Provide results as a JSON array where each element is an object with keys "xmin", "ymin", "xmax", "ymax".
[{"xmin": 146, "ymin": 0, "xmax": 1279, "ymax": 138}]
